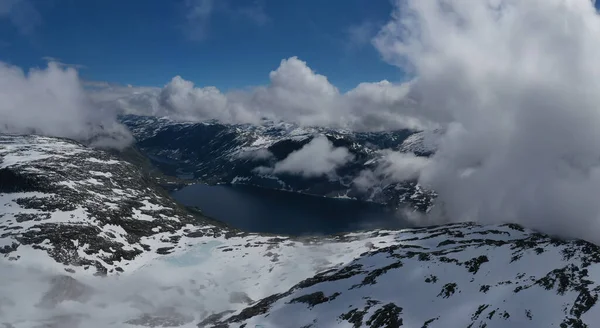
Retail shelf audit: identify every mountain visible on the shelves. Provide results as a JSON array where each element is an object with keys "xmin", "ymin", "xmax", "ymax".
[
  {"xmin": 0, "ymin": 134, "xmax": 424, "ymax": 326},
  {"xmin": 3, "ymin": 133, "xmax": 600, "ymax": 327},
  {"xmin": 119, "ymin": 115, "xmax": 437, "ymax": 212},
  {"xmin": 0, "ymin": 134, "xmax": 221, "ymax": 275},
  {"xmin": 208, "ymin": 223, "xmax": 600, "ymax": 328}
]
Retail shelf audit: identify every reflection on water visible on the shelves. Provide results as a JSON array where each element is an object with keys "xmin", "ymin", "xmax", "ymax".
[{"xmin": 171, "ymin": 184, "xmax": 413, "ymax": 235}]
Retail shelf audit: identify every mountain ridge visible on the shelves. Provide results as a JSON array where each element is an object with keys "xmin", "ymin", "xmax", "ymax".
[
  {"xmin": 2, "ymin": 133, "xmax": 600, "ymax": 327},
  {"xmin": 119, "ymin": 115, "xmax": 436, "ymax": 212}
]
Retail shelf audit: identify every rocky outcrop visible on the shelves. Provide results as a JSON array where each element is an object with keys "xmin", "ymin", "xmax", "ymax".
[
  {"xmin": 207, "ymin": 223, "xmax": 600, "ymax": 328},
  {"xmin": 0, "ymin": 134, "xmax": 232, "ymax": 275}
]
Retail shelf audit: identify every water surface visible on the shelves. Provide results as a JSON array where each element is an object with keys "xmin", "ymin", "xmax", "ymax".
[{"xmin": 172, "ymin": 184, "xmax": 413, "ymax": 235}]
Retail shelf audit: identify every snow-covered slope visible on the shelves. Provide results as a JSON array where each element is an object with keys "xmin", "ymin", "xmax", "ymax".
[
  {"xmin": 0, "ymin": 134, "xmax": 223, "ymax": 275},
  {"xmin": 3, "ymin": 134, "xmax": 600, "ymax": 328},
  {"xmin": 120, "ymin": 115, "xmax": 435, "ymax": 211},
  {"xmin": 0, "ymin": 134, "xmax": 423, "ymax": 326},
  {"xmin": 210, "ymin": 223, "xmax": 600, "ymax": 328}
]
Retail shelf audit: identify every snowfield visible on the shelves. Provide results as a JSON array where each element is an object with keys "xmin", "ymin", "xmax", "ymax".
[{"xmin": 1, "ymin": 134, "xmax": 600, "ymax": 327}]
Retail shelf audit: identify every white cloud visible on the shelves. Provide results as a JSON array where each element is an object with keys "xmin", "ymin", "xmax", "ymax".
[
  {"xmin": 257, "ymin": 136, "xmax": 354, "ymax": 178},
  {"xmin": 0, "ymin": 61, "xmax": 132, "ymax": 149},
  {"xmin": 92, "ymin": 56, "xmax": 428, "ymax": 132},
  {"xmin": 41, "ymin": 56, "xmax": 86, "ymax": 70},
  {"xmin": 158, "ymin": 76, "xmax": 228, "ymax": 121},
  {"xmin": 354, "ymin": 151, "xmax": 429, "ymax": 190},
  {"xmin": 0, "ymin": 0, "xmax": 41, "ymax": 35},
  {"xmin": 247, "ymin": 57, "xmax": 341, "ymax": 127},
  {"xmin": 373, "ymin": 0, "xmax": 600, "ymax": 243}
]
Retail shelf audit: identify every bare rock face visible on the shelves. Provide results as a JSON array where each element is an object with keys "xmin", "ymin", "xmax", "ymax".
[{"xmin": 37, "ymin": 275, "xmax": 92, "ymax": 309}]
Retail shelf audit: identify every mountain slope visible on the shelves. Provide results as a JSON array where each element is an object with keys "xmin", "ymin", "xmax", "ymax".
[
  {"xmin": 208, "ymin": 223, "xmax": 600, "ymax": 328},
  {"xmin": 0, "ymin": 134, "xmax": 414, "ymax": 326},
  {"xmin": 0, "ymin": 134, "xmax": 225, "ymax": 275},
  {"xmin": 2, "ymin": 134, "xmax": 600, "ymax": 327},
  {"xmin": 120, "ymin": 115, "xmax": 435, "ymax": 211}
]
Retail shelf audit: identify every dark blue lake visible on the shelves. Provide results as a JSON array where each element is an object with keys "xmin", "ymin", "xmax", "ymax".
[{"xmin": 171, "ymin": 184, "xmax": 413, "ymax": 235}]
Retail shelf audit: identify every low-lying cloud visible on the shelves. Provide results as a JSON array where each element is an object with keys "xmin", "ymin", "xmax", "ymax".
[
  {"xmin": 256, "ymin": 136, "xmax": 354, "ymax": 178},
  {"xmin": 372, "ymin": 0, "xmax": 600, "ymax": 243},
  {"xmin": 0, "ymin": 61, "xmax": 132, "ymax": 149},
  {"xmin": 354, "ymin": 151, "xmax": 429, "ymax": 191}
]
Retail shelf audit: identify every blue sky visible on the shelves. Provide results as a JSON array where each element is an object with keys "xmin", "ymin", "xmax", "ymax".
[{"xmin": 0, "ymin": 0, "xmax": 400, "ymax": 91}]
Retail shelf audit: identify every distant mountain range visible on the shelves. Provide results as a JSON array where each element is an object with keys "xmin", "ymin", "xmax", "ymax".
[
  {"xmin": 120, "ymin": 115, "xmax": 437, "ymax": 212},
  {"xmin": 2, "ymin": 133, "xmax": 600, "ymax": 327}
]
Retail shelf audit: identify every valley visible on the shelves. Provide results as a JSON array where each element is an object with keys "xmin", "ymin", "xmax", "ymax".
[
  {"xmin": 1, "ymin": 132, "xmax": 600, "ymax": 327},
  {"xmin": 2, "ymin": 0, "xmax": 599, "ymax": 326},
  {"xmin": 120, "ymin": 115, "xmax": 437, "ymax": 213}
]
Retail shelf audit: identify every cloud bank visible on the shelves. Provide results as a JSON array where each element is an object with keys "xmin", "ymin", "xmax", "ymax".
[
  {"xmin": 372, "ymin": 0, "xmax": 600, "ymax": 243},
  {"xmin": 92, "ymin": 56, "xmax": 428, "ymax": 132},
  {"xmin": 0, "ymin": 61, "xmax": 132, "ymax": 149}
]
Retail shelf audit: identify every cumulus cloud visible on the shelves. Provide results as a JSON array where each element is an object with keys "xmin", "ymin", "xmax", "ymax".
[
  {"xmin": 93, "ymin": 56, "xmax": 428, "ymax": 132},
  {"xmin": 247, "ymin": 57, "xmax": 341, "ymax": 127},
  {"xmin": 0, "ymin": 61, "xmax": 132, "ymax": 149},
  {"xmin": 0, "ymin": 0, "xmax": 41, "ymax": 35},
  {"xmin": 371, "ymin": 0, "xmax": 600, "ymax": 243},
  {"xmin": 256, "ymin": 136, "xmax": 354, "ymax": 178},
  {"xmin": 86, "ymin": 82, "xmax": 161, "ymax": 118}
]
